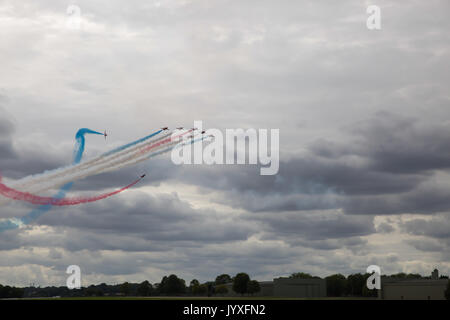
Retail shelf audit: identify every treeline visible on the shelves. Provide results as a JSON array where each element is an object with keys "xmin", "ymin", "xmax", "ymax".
[
  {"xmin": 1, "ymin": 271, "xmax": 449, "ymax": 298},
  {"xmin": 3, "ymin": 273, "xmax": 260, "ymax": 298},
  {"xmin": 321, "ymin": 272, "xmax": 449, "ymax": 297},
  {"xmin": 0, "ymin": 284, "xmax": 24, "ymax": 299}
]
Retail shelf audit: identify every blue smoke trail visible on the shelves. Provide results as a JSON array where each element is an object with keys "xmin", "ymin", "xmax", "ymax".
[
  {"xmin": 102, "ymin": 129, "xmax": 162, "ymax": 156},
  {"xmin": 0, "ymin": 128, "xmax": 103, "ymax": 231},
  {"xmin": 73, "ymin": 128, "xmax": 104, "ymax": 163}
]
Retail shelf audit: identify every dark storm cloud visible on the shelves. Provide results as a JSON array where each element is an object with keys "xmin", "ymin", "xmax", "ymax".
[
  {"xmin": 71, "ymin": 157, "xmax": 175, "ymax": 191},
  {"xmin": 338, "ymin": 111, "xmax": 450, "ymax": 174},
  {"xmin": 343, "ymin": 186, "xmax": 450, "ymax": 215},
  {"xmin": 0, "ymin": 108, "xmax": 67, "ymax": 179},
  {"xmin": 252, "ymin": 212, "xmax": 375, "ymax": 241},
  {"xmin": 400, "ymin": 216, "xmax": 450, "ymax": 239},
  {"xmin": 167, "ymin": 112, "xmax": 450, "ymax": 215},
  {"xmin": 408, "ymin": 239, "xmax": 445, "ymax": 252},
  {"xmin": 37, "ymin": 191, "xmax": 256, "ymax": 244}
]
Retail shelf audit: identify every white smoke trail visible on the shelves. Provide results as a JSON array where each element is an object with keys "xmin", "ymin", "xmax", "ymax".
[
  {"xmin": 0, "ymin": 130, "xmax": 197, "ymax": 206},
  {"xmin": 6, "ymin": 130, "xmax": 176, "ymax": 191}
]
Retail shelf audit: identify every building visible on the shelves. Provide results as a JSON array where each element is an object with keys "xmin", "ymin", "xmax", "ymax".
[
  {"xmin": 219, "ymin": 277, "xmax": 326, "ymax": 298},
  {"xmin": 273, "ymin": 277, "xmax": 326, "ymax": 298},
  {"xmin": 379, "ymin": 270, "xmax": 448, "ymax": 300}
]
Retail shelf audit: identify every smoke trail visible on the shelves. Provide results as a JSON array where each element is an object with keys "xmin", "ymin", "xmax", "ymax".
[
  {"xmin": 5, "ymin": 130, "xmax": 192, "ymax": 196},
  {"xmin": 0, "ymin": 133, "xmax": 203, "ymax": 208},
  {"xmin": 5, "ymin": 129, "xmax": 168, "ymax": 194},
  {"xmin": 0, "ymin": 175, "xmax": 143, "ymax": 206},
  {"xmin": 0, "ymin": 130, "xmax": 206, "ymax": 231},
  {"xmin": 74, "ymin": 128, "xmax": 104, "ymax": 163},
  {"xmin": 103, "ymin": 129, "xmax": 162, "ymax": 156},
  {"xmin": 0, "ymin": 128, "xmax": 103, "ymax": 231}
]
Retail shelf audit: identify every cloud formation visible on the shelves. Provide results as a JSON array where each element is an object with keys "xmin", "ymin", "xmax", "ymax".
[{"xmin": 0, "ymin": 0, "xmax": 449, "ymax": 286}]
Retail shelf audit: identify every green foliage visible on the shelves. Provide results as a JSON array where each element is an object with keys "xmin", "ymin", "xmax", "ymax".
[
  {"xmin": 389, "ymin": 272, "xmax": 407, "ymax": 279},
  {"xmin": 215, "ymin": 274, "xmax": 232, "ymax": 285},
  {"xmin": 137, "ymin": 280, "xmax": 153, "ymax": 296},
  {"xmin": 0, "ymin": 284, "xmax": 24, "ymax": 298},
  {"xmin": 215, "ymin": 284, "xmax": 228, "ymax": 295},
  {"xmin": 325, "ymin": 274, "xmax": 347, "ymax": 297},
  {"xmin": 233, "ymin": 273, "xmax": 250, "ymax": 295},
  {"xmin": 196, "ymin": 284, "xmax": 208, "ymax": 295},
  {"xmin": 388, "ymin": 272, "xmax": 423, "ymax": 280},
  {"xmin": 159, "ymin": 274, "xmax": 186, "ymax": 295},
  {"xmin": 120, "ymin": 282, "xmax": 130, "ymax": 296},
  {"xmin": 190, "ymin": 279, "xmax": 200, "ymax": 287},
  {"xmin": 86, "ymin": 285, "xmax": 104, "ymax": 297},
  {"xmin": 290, "ymin": 272, "xmax": 314, "ymax": 279},
  {"xmin": 247, "ymin": 280, "xmax": 261, "ymax": 295},
  {"xmin": 346, "ymin": 273, "xmax": 365, "ymax": 296}
]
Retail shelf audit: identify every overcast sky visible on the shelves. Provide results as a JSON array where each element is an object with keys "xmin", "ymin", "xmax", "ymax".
[{"xmin": 0, "ymin": 0, "xmax": 449, "ymax": 287}]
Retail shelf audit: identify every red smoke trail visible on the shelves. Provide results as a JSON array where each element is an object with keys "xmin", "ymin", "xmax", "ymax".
[
  {"xmin": 0, "ymin": 176, "xmax": 143, "ymax": 206},
  {"xmin": 0, "ymin": 129, "xmax": 192, "ymax": 207}
]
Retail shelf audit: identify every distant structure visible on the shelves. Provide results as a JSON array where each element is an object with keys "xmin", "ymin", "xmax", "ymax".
[
  {"xmin": 220, "ymin": 277, "xmax": 326, "ymax": 298},
  {"xmin": 379, "ymin": 269, "xmax": 447, "ymax": 300},
  {"xmin": 273, "ymin": 278, "xmax": 326, "ymax": 298},
  {"xmin": 431, "ymin": 268, "xmax": 439, "ymax": 280}
]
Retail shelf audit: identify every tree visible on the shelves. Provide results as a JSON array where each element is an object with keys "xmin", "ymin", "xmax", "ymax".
[
  {"xmin": 196, "ymin": 284, "xmax": 208, "ymax": 296},
  {"xmin": 346, "ymin": 273, "xmax": 365, "ymax": 296},
  {"xmin": 405, "ymin": 273, "xmax": 422, "ymax": 280},
  {"xmin": 389, "ymin": 272, "xmax": 407, "ymax": 279},
  {"xmin": 233, "ymin": 273, "xmax": 250, "ymax": 295},
  {"xmin": 325, "ymin": 274, "xmax": 347, "ymax": 297},
  {"xmin": 137, "ymin": 280, "xmax": 153, "ymax": 296},
  {"xmin": 215, "ymin": 274, "xmax": 232, "ymax": 285},
  {"xmin": 86, "ymin": 285, "xmax": 103, "ymax": 297},
  {"xmin": 290, "ymin": 272, "xmax": 314, "ymax": 279},
  {"xmin": 160, "ymin": 274, "xmax": 186, "ymax": 295},
  {"xmin": 120, "ymin": 282, "xmax": 130, "ymax": 296},
  {"xmin": 190, "ymin": 279, "xmax": 200, "ymax": 295},
  {"xmin": 445, "ymin": 279, "xmax": 450, "ymax": 300},
  {"xmin": 362, "ymin": 273, "xmax": 378, "ymax": 297},
  {"xmin": 247, "ymin": 280, "xmax": 261, "ymax": 296},
  {"xmin": 0, "ymin": 285, "xmax": 23, "ymax": 298},
  {"xmin": 190, "ymin": 279, "xmax": 200, "ymax": 287},
  {"xmin": 215, "ymin": 284, "xmax": 228, "ymax": 296}
]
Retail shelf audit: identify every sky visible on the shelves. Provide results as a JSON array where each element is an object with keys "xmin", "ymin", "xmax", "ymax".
[{"xmin": 0, "ymin": 0, "xmax": 449, "ymax": 287}]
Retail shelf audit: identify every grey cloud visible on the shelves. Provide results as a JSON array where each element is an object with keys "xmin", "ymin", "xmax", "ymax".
[
  {"xmin": 401, "ymin": 215, "xmax": 450, "ymax": 239},
  {"xmin": 1, "ymin": 0, "xmax": 449, "ymax": 285},
  {"xmin": 37, "ymin": 191, "xmax": 256, "ymax": 244},
  {"xmin": 408, "ymin": 239, "xmax": 445, "ymax": 252},
  {"xmin": 249, "ymin": 211, "xmax": 375, "ymax": 241},
  {"xmin": 0, "ymin": 109, "xmax": 16, "ymax": 160},
  {"xmin": 376, "ymin": 222, "xmax": 395, "ymax": 234}
]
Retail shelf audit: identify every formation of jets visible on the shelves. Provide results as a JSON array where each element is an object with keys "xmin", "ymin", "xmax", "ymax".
[
  {"xmin": 104, "ymin": 127, "xmax": 208, "ymax": 140},
  {"xmin": 101, "ymin": 127, "xmax": 211, "ymax": 182}
]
